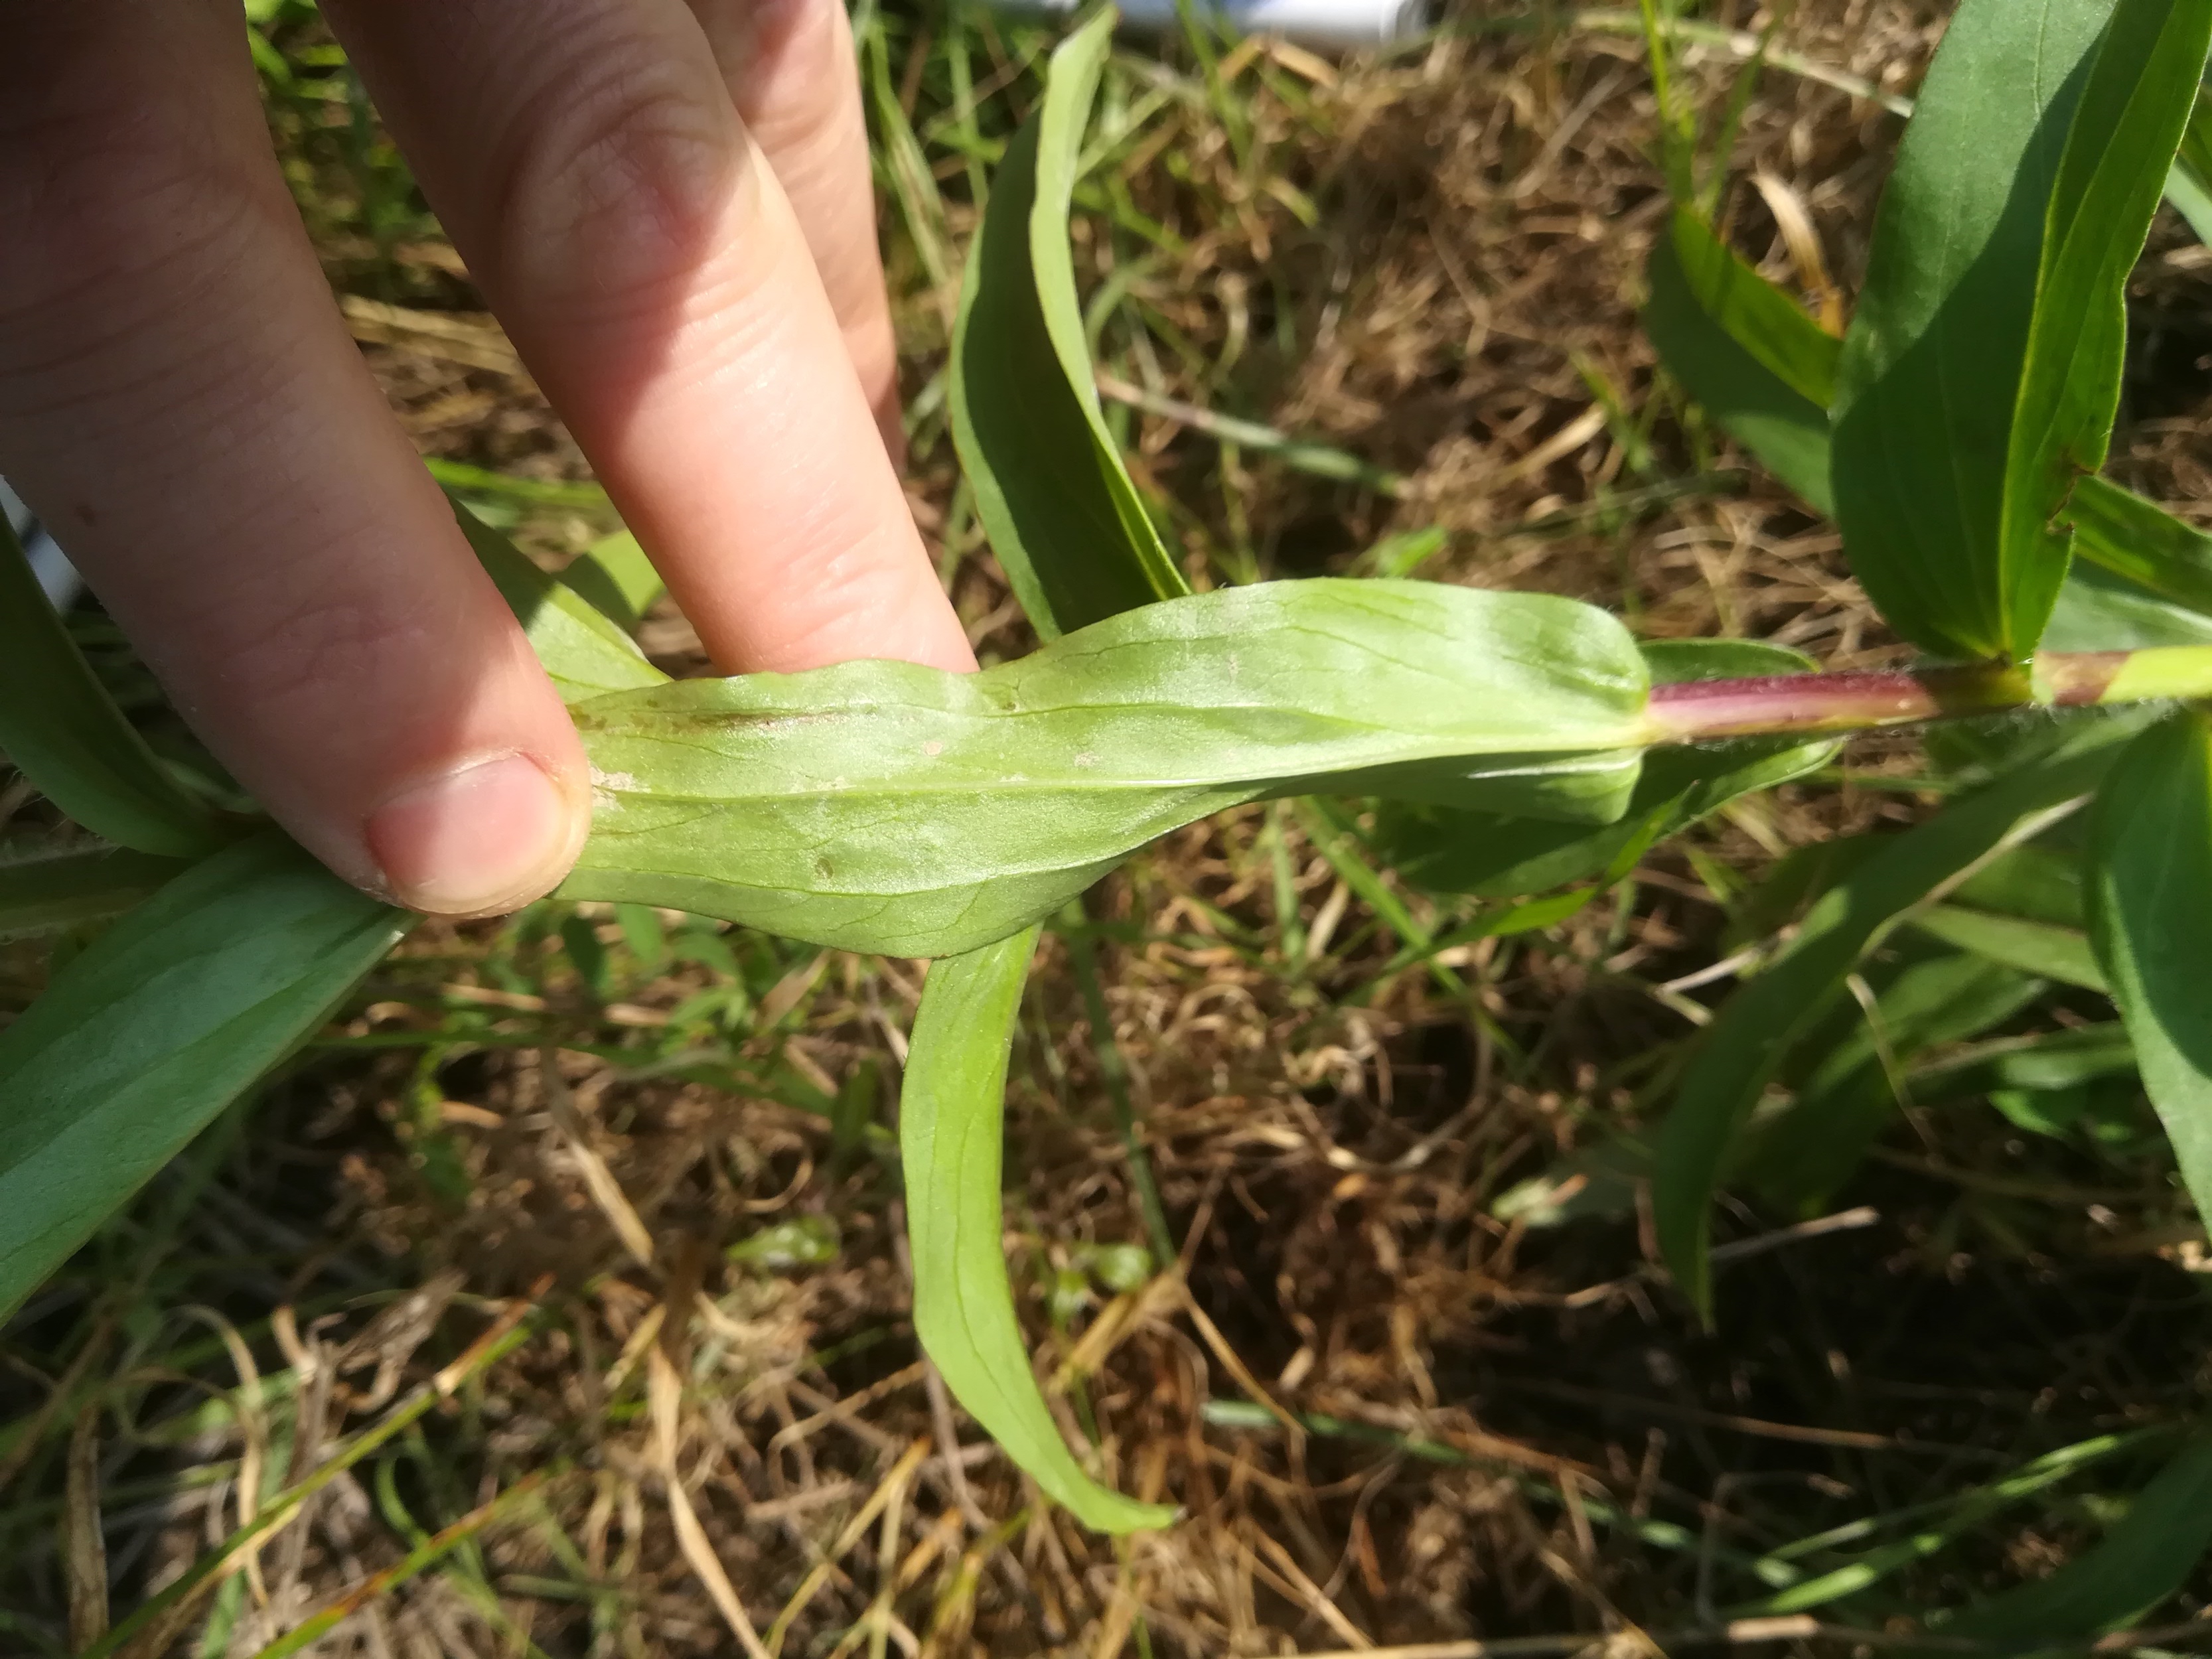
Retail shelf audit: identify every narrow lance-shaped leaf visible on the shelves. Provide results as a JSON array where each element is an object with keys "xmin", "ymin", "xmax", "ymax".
[
  {"xmin": 902, "ymin": 927, "xmax": 1177, "ymax": 1534},
  {"xmin": 448, "ymin": 494, "xmax": 668, "ymax": 703},
  {"xmin": 948, "ymin": 8, "xmax": 1187, "ymax": 638},
  {"xmin": 1644, "ymin": 215, "xmax": 1835, "ymax": 514},
  {"xmin": 1653, "ymin": 713, "xmax": 2143, "ymax": 1321},
  {"xmin": 0, "ymin": 845, "xmax": 187, "ymax": 945},
  {"xmin": 1668, "ymin": 212, "xmax": 1839, "ymax": 408},
  {"xmin": 1928, "ymin": 1436, "xmax": 2212, "ymax": 1652},
  {"xmin": 1996, "ymin": 0, "xmax": 2212, "ymax": 651},
  {"xmin": 0, "ymin": 507, "xmax": 225, "ymax": 857},
  {"xmin": 1830, "ymin": 0, "xmax": 2110, "ymax": 660},
  {"xmin": 2088, "ymin": 710, "xmax": 2212, "ymax": 1223},
  {"xmin": 562, "ymin": 580, "xmax": 1652, "ymax": 957},
  {"xmin": 557, "ymin": 528, "xmax": 666, "ymax": 636},
  {"xmin": 1641, "ymin": 210, "xmax": 2212, "ymax": 655},
  {"xmin": 2163, "ymin": 80, "xmax": 2212, "ymax": 247},
  {"xmin": 0, "ymin": 831, "xmax": 410, "ymax": 1323}
]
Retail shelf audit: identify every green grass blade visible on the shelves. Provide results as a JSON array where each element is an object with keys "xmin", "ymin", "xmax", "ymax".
[
  {"xmin": 1644, "ymin": 219, "xmax": 1835, "ymax": 513},
  {"xmin": 561, "ymin": 580, "xmax": 1651, "ymax": 956},
  {"xmin": 447, "ymin": 496, "xmax": 668, "ymax": 701},
  {"xmin": 0, "ymin": 831, "xmax": 410, "ymax": 1323},
  {"xmin": 1998, "ymin": 0, "xmax": 2212, "ymax": 655},
  {"xmin": 948, "ymin": 9, "xmax": 1187, "ymax": 638},
  {"xmin": 1653, "ymin": 715, "xmax": 2141, "ymax": 1321},
  {"xmin": 2089, "ymin": 711, "xmax": 2212, "ymax": 1222},
  {"xmin": 1909, "ymin": 904, "xmax": 2106, "ymax": 991},
  {"xmin": 0, "ymin": 845, "xmax": 188, "ymax": 944},
  {"xmin": 1931, "ymin": 1435, "xmax": 2212, "ymax": 1650},
  {"xmin": 0, "ymin": 513, "xmax": 225, "ymax": 857},
  {"xmin": 902, "ymin": 927, "xmax": 1175, "ymax": 1534},
  {"xmin": 1830, "ymin": 0, "xmax": 2112, "ymax": 660},
  {"xmin": 1376, "ymin": 639, "xmax": 1833, "ymax": 899}
]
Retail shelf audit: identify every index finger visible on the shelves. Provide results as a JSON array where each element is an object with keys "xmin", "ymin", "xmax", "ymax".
[{"xmin": 323, "ymin": 0, "xmax": 977, "ymax": 678}]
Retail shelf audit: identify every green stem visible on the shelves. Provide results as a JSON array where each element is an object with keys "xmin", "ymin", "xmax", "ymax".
[{"xmin": 1641, "ymin": 647, "xmax": 2212, "ymax": 744}]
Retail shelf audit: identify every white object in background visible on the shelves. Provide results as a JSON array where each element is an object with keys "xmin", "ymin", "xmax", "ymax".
[
  {"xmin": 0, "ymin": 478, "xmax": 86, "ymax": 612},
  {"xmin": 1027, "ymin": 0, "xmax": 1426, "ymax": 47}
]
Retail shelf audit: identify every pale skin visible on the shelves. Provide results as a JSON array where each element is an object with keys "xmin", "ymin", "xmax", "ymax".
[{"xmin": 0, "ymin": 0, "xmax": 976, "ymax": 917}]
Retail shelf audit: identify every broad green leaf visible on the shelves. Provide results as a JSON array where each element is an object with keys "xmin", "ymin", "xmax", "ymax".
[
  {"xmin": 1644, "ymin": 222, "xmax": 1834, "ymax": 514},
  {"xmin": 1929, "ymin": 1436, "xmax": 2212, "ymax": 1650},
  {"xmin": 561, "ymin": 580, "xmax": 1651, "ymax": 956},
  {"xmin": 1830, "ymin": 0, "xmax": 2114, "ymax": 659},
  {"xmin": 0, "ymin": 512, "xmax": 225, "ymax": 857},
  {"xmin": 902, "ymin": 927, "xmax": 1175, "ymax": 1533},
  {"xmin": 449, "ymin": 495, "xmax": 668, "ymax": 702},
  {"xmin": 2088, "ymin": 710, "xmax": 2212, "ymax": 1220},
  {"xmin": 0, "ymin": 845, "xmax": 187, "ymax": 943},
  {"xmin": 1653, "ymin": 714, "xmax": 2141, "ymax": 1320},
  {"xmin": 948, "ymin": 9, "xmax": 1187, "ymax": 638},
  {"xmin": 1376, "ymin": 638, "xmax": 1834, "ymax": 899},
  {"xmin": 1746, "ymin": 950, "xmax": 2045, "ymax": 1214},
  {"xmin": 559, "ymin": 529, "xmax": 666, "ymax": 635},
  {"xmin": 1998, "ymin": 0, "xmax": 2212, "ymax": 654},
  {"xmin": 0, "ymin": 831, "xmax": 409, "ymax": 1322}
]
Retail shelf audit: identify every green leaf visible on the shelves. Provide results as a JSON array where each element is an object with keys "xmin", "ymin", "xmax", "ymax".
[
  {"xmin": 1998, "ymin": 0, "xmax": 2212, "ymax": 650},
  {"xmin": 948, "ymin": 9, "xmax": 1187, "ymax": 638},
  {"xmin": 0, "ymin": 511, "xmax": 226, "ymax": 857},
  {"xmin": 1909, "ymin": 903, "xmax": 2106, "ymax": 991},
  {"xmin": 1376, "ymin": 638, "xmax": 1834, "ymax": 899},
  {"xmin": 0, "ymin": 831, "xmax": 410, "ymax": 1322},
  {"xmin": 2088, "ymin": 710, "xmax": 2212, "ymax": 1222},
  {"xmin": 1829, "ymin": 0, "xmax": 2174, "ymax": 660},
  {"xmin": 1745, "ymin": 950, "xmax": 2046, "ymax": 1214},
  {"xmin": 1930, "ymin": 1436, "xmax": 2212, "ymax": 1650},
  {"xmin": 448, "ymin": 495, "xmax": 668, "ymax": 702},
  {"xmin": 0, "ymin": 845, "xmax": 188, "ymax": 944},
  {"xmin": 558, "ymin": 529, "xmax": 666, "ymax": 635},
  {"xmin": 561, "ymin": 579, "xmax": 1651, "ymax": 956},
  {"xmin": 1644, "ymin": 218, "xmax": 1834, "ymax": 514},
  {"xmin": 2042, "ymin": 559, "xmax": 2212, "ymax": 651},
  {"xmin": 902, "ymin": 927, "xmax": 1175, "ymax": 1533},
  {"xmin": 1909, "ymin": 1021, "xmax": 2136, "ymax": 1108},
  {"xmin": 2065, "ymin": 474, "xmax": 2212, "ymax": 616},
  {"xmin": 1653, "ymin": 713, "xmax": 2142, "ymax": 1320},
  {"xmin": 1668, "ymin": 212, "xmax": 1840, "ymax": 407}
]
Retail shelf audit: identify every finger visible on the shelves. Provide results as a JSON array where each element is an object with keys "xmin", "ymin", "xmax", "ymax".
[
  {"xmin": 0, "ymin": 1, "xmax": 591, "ymax": 917},
  {"xmin": 322, "ymin": 0, "xmax": 974, "ymax": 677},
  {"xmin": 684, "ymin": 0, "xmax": 904, "ymax": 456}
]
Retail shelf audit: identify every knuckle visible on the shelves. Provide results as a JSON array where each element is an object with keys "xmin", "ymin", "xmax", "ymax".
[{"xmin": 483, "ymin": 36, "xmax": 746, "ymax": 322}]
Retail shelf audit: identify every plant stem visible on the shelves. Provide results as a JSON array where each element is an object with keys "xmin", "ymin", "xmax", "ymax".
[{"xmin": 1641, "ymin": 647, "xmax": 2212, "ymax": 744}]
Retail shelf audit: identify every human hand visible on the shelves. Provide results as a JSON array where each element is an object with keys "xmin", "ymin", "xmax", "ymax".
[{"xmin": 0, "ymin": 0, "xmax": 975, "ymax": 917}]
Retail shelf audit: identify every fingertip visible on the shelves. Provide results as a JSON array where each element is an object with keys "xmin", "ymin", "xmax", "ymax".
[{"xmin": 363, "ymin": 749, "xmax": 591, "ymax": 918}]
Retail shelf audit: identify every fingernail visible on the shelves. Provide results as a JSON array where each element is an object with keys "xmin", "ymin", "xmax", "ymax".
[{"xmin": 364, "ymin": 753, "xmax": 583, "ymax": 917}]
